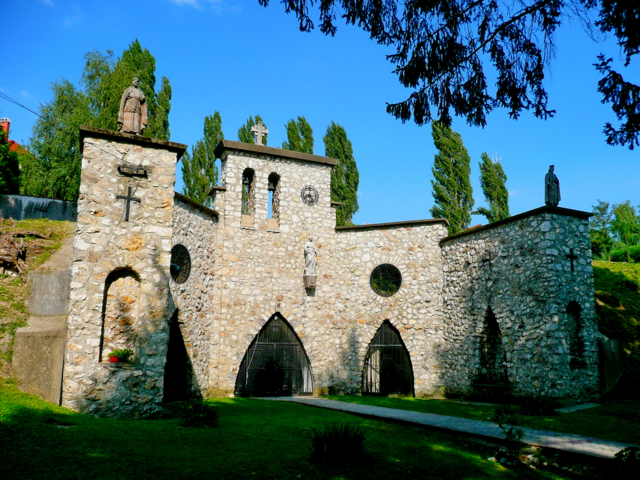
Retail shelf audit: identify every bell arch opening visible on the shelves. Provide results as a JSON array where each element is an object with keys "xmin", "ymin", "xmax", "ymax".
[
  {"xmin": 362, "ymin": 320, "xmax": 414, "ymax": 396},
  {"xmin": 234, "ymin": 314, "xmax": 313, "ymax": 397}
]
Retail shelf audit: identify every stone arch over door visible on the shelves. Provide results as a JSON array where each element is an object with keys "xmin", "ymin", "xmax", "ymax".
[
  {"xmin": 99, "ymin": 268, "xmax": 140, "ymax": 362},
  {"xmin": 234, "ymin": 313, "xmax": 313, "ymax": 397},
  {"xmin": 362, "ymin": 320, "xmax": 414, "ymax": 396}
]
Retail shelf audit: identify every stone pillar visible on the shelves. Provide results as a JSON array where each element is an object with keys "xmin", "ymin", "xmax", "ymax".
[{"xmin": 61, "ymin": 126, "xmax": 186, "ymax": 417}]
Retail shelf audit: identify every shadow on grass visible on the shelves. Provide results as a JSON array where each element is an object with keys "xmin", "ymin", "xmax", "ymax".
[{"xmin": 1, "ymin": 381, "xmax": 565, "ymax": 479}]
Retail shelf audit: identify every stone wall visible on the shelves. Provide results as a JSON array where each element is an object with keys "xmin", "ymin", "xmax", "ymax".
[
  {"xmin": 61, "ymin": 126, "xmax": 184, "ymax": 417},
  {"xmin": 170, "ymin": 195, "xmax": 220, "ymax": 397},
  {"xmin": 440, "ymin": 207, "xmax": 599, "ymax": 401}
]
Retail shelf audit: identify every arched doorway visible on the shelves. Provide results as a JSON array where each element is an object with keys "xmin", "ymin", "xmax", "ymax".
[
  {"xmin": 234, "ymin": 314, "xmax": 313, "ymax": 396},
  {"xmin": 163, "ymin": 309, "xmax": 195, "ymax": 403},
  {"xmin": 478, "ymin": 307, "xmax": 508, "ymax": 385},
  {"xmin": 362, "ymin": 321, "xmax": 414, "ymax": 396}
]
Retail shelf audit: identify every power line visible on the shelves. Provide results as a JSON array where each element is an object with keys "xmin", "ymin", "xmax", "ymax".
[{"xmin": 0, "ymin": 92, "xmax": 42, "ymax": 119}]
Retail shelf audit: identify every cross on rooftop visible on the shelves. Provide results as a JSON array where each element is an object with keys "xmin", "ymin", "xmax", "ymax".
[
  {"xmin": 251, "ymin": 121, "xmax": 268, "ymax": 146},
  {"xmin": 116, "ymin": 186, "xmax": 141, "ymax": 222},
  {"xmin": 566, "ymin": 248, "xmax": 578, "ymax": 272}
]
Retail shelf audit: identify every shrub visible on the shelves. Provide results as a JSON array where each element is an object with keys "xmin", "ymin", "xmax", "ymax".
[
  {"xmin": 615, "ymin": 447, "xmax": 640, "ymax": 476},
  {"xmin": 179, "ymin": 400, "xmax": 220, "ymax": 428},
  {"xmin": 610, "ymin": 245, "xmax": 640, "ymax": 263},
  {"xmin": 517, "ymin": 398, "xmax": 559, "ymax": 416},
  {"xmin": 492, "ymin": 405, "xmax": 524, "ymax": 463},
  {"xmin": 310, "ymin": 423, "xmax": 367, "ymax": 465},
  {"xmin": 492, "ymin": 404, "xmax": 520, "ymax": 425}
]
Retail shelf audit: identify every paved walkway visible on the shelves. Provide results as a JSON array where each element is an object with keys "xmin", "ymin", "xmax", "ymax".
[{"xmin": 266, "ymin": 397, "xmax": 635, "ymax": 459}]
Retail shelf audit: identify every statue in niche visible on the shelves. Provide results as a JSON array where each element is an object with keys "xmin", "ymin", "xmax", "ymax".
[
  {"xmin": 544, "ymin": 165, "xmax": 561, "ymax": 207},
  {"xmin": 118, "ymin": 78, "xmax": 148, "ymax": 135},
  {"xmin": 304, "ymin": 237, "xmax": 317, "ymax": 276}
]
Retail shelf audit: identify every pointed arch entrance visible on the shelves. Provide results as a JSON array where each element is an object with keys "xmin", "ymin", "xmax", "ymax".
[
  {"xmin": 362, "ymin": 321, "xmax": 414, "ymax": 396},
  {"xmin": 234, "ymin": 314, "xmax": 313, "ymax": 396}
]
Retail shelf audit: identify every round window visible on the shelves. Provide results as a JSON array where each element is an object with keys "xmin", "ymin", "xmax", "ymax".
[
  {"xmin": 170, "ymin": 244, "xmax": 191, "ymax": 284},
  {"xmin": 370, "ymin": 264, "xmax": 402, "ymax": 297}
]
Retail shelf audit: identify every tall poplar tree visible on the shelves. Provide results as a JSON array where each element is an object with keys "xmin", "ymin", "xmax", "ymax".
[
  {"xmin": 473, "ymin": 153, "xmax": 509, "ymax": 224},
  {"xmin": 238, "ymin": 115, "xmax": 267, "ymax": 145},
  {"xmin": 430, "ymin": 122, "xmax": 474, "ymax": 235},
  {"xmin": 25, "ymin": 39, "xmax": 172, "ymax": 201},
  {"xmin": 282, "ymin": 116, "xmax": 313, "ymax": 154},
  {"xmin": 324, "ymin": 122, "xmax": 359, "ymax": 226},
  {"xmin": 181, "ymin": 112, "xmax": 223, "ymax": 207}
]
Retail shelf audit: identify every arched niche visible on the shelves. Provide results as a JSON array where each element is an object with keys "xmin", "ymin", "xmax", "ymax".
[
  {"xmin": 99, "ymin": 268, "xmax": 140, "ymax": 362},
  {"xmin": 234, "ymin": 314, "xmax": 313, "ymax": 397},
  {"xmin": 567, "ymin": 301, "xmax": 586, "ymax": 369},
  {"xmin": 477, "ymin": 307, "xmax": 508, "ymax": 385},
  {"xmin": 362, "ymin": 320, "xmax": 414, "ymax": 396}
]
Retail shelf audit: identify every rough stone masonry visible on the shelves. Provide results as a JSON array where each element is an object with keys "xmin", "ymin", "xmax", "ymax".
[{"xmin": 57, "ymin": 127, "xmax": 599, "ymax": 417}]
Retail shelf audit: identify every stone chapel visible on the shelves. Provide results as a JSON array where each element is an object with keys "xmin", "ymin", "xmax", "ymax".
[{"xmin": 17, "ymin": 125, "xmax": 601, "ymax": 417}]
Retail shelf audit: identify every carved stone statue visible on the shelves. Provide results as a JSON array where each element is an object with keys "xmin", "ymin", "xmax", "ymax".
[
  {"xmin": 544, "ymin": 165, "xmax": 561, "ymax": 207},
  {"xmin": 118, "ymin": 78, "xmax": 148, "ymax": 135},
  {"xmin": 304, "ymin": 237, "xmax": 317, "ymax": 276}
]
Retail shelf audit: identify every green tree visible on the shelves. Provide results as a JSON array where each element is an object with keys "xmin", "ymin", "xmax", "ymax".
[
  {"xmin": 611, "ymin": 201, "xmax": 640, "ymax": 261},
  {"xmin": 238, "ymin": 115, "xmax": 267, "ymax": 145},
  {"xmin": 24, "ymin": 40, "xmax": 172, "ymax": 200},
  {"xmin": 473, "ymin": 153, "xmax": 509, "ymax": 224},
  {"xmin": 590, "ymin": 200, "xmax": 614, "ymax": 261},
  {"xmin": 282, "ymin": 116, "xmax": 313, "ymax": 154},
  {"xmin": 324, "ymin": 122, "xmax": 359, "ymax": 226},
  {"xmin": 27, "ymin": 80, "xmax": 93, "ymax": 201},
  {"xmin": 0, "ymin": 131, "xmax": 20, "ymax": 194},
  {"xmin": 260, "ymin": 0, "xmax": 640, "ymax": 148},
  {"xmin": 181, "ymin": 112, "xmax": 223, "ymax": 207},
  {"xmin": 430, "ymin": 122, "xmax": 474, "ymax": 235}
]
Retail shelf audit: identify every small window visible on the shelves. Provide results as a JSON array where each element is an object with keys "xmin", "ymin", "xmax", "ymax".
[
  {"xmin": 241, "ymin": 168, "xmax": 255, "ymax": 217},
  {"xmin": 267, "ymin": 173, "xmax": 280, "ymax": 229},
  {"xmin": 170, "ymin": 245, "xmax": 191, "ymax": 284}
]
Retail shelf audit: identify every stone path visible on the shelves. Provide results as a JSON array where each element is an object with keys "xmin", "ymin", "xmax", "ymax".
[{"xmin": 266, "ymin": 397, "xmax": 634, "ymax": 459}]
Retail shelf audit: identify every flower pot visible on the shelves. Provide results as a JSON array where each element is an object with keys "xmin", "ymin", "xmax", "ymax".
[{"xmin": 109, "ymin": 356, "xmax": 119, "ymax": 363}]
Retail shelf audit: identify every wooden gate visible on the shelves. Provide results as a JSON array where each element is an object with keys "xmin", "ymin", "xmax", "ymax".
[{"xmin": 235, "ymin": 315, "xmax": 313, "ymax": 396}]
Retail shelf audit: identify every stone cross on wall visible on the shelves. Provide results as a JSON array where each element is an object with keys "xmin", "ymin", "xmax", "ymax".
[{"xmin": 251, "ymin": 121, "xmax": 268, "ymax": 146}]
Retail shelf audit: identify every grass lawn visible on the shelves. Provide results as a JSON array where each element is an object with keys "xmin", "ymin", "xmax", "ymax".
[
  {"xmin": 326, "ymin": 396, "xmax": 640, "ymax": 445},
  {"xmin": 0, "ymin": 378, "xmax": 577, "ymax": 480}
]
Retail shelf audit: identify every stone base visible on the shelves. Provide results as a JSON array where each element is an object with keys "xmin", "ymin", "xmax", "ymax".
[
  {"xmin": 13, "ymin": 316, "xmax": 67, "ymax": 405},
  {"xmin": 303, "ymin": 275, "xmax": 317, "ymax": 289},
  {"xmin": 241, "ymin": 215, "xmax": 254, "ymax": 227}
]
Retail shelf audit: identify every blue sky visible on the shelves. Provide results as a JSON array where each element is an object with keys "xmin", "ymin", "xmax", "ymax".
[{"xmin": 2, "ymin": 0, "xmax": 638, "ymax": 225}]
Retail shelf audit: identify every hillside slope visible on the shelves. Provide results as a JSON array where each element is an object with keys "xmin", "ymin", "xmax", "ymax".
[
  {"xmin": 593, "ymin": 261, "xmax": 640, "ymax": 397},
  {"xmin": 0, "ymin": 219, "xmax": 75, "ymax": 376}
]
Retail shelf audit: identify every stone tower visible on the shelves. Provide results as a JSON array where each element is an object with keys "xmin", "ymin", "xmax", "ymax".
[{"xmin": 61, "ymin": 126, "xmax": 186, "ymax": 417}]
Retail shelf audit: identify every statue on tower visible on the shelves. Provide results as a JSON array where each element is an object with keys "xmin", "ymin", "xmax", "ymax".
[
  {"xmin": 544, "ymin": 165, "xmax": 561, "ymax": 207},
  {"xmin": 118, "ymin": 78, "xmax": 148, "ymax": 135}
]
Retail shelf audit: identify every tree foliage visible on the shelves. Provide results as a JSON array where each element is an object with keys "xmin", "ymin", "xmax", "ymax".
[
  {"xmin": 324, "ymin": 122, "xmax": 359, "ymax": 226},
  {"xmin": 0, "ymin": 132, "xmax": 20, "ymax": 194},
  {"xmin": 473, "ymin": 153, "xmax": 509, "ymax": 224},
  {"xmin": 181, "ymin": 112, "xmax": 223, "ymax": 207},
  {"xmin": 25, "ymin": 40, "xmax": 172, "ymax": 201},
  {"xmin": 259, "ymin": 0, "xmax": 640, "ymax": 148},
  {"xmin": 590, "ymin": 200, "xmax": 614, "ymax": 261},
  {"xmin": 430, "ymin": 122, "xmax": 473, "ymax": 235},
  {"xmin": 611, "ymin": 201, "xmax": 640, "ymax": 262},
  {"xmin": 282, "ymin": 116, "xmax": 314, "ymax": 154},
  {"xmin": 238, "ymin": 115, "xmax": 267, "ymax": 145}
]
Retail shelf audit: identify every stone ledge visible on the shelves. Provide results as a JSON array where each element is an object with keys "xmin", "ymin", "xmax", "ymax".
[
  {"xmin": 336, "ymin": 218, "xmax": 449, "ymax": 231},
  {"xmin": 214, "ymin": 140, "xmax": 338, "ymax": 167},
  {"xmin": 174, "ymin": 193, "xmax": 219, "ymax": 217},
  {"xmin": 79, "ymin": 125, "xmax": 187, "ymax": 159},
  {"xmin": 207, "ymin": 185, "xmax": 227, "ymax": 195},
  {"xmin": 440, "ymin": 205, "xmax": 593, "ymax": 244}
]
